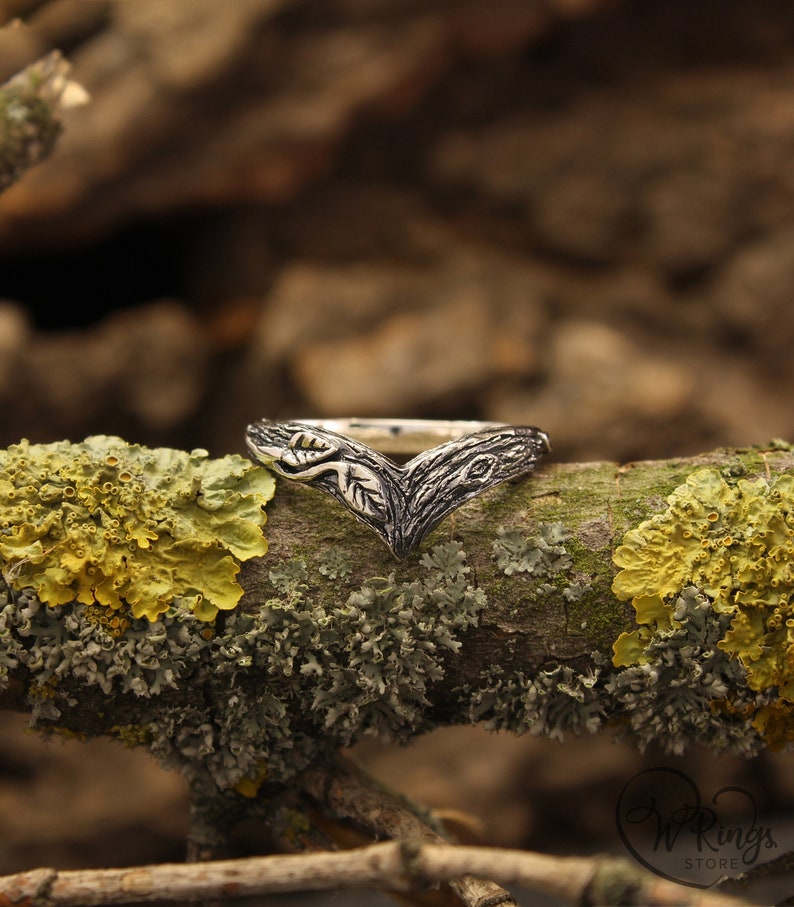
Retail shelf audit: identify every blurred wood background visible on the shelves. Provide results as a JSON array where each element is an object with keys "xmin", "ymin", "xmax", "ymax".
[{"xmin": 2, "ymin": 0, "xmax": 794, "ymax": 899}]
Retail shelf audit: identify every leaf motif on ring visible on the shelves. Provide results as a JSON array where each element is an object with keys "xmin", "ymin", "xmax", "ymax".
[
  {"xmin": 337, "ymin": 463, "xmax": 387, "ymax": 519},
  {"xmin": 281, "ymin": 431, "xmax": 339, "ymax": 469}
]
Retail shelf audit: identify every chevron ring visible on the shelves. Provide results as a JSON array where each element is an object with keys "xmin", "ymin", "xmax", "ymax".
[{"xmin": 246, "ymin": 418, "xmax": 550, "ymax": 558}]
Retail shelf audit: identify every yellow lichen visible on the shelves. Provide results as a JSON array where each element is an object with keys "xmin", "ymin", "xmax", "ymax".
[
  {"xmin": 111, "ymin": 724, "xmax": 152, "ymax": 748},
  {"xmin": 28, "ymin": 680, "xmax": 58, "ymax": 699},
  {"xmin": 0, "ymin": 436, "xmax": 275, "ymax": 623},
  {"xmin": 234, "ymin": 762, "xmax": 269, "ymax": 798},
  {"xmin": 82, "ymin": 601, "xmax": 131, "ymax": 637},
  {"xmin": 612, "ymin": 467, "xmax": 794, "ymax": 745},
  {"xmin": 743, "ymin": 701, "xmax": 794, "ymax": 747},
  {"xmin": 612, "ymin": 627, "xmax": 652, "ymax": 667}
]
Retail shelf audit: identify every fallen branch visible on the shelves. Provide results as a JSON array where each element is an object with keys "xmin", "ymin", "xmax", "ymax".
[
  {"xmin": 298, "ymin": 751, "xmax": 516, "ymax": 906},
  {"xmin": 0, "ymin": 841, "xmax": 755, "ymax": 907}
]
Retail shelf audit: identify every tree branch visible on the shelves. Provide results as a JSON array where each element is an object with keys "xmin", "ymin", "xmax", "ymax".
[
  {"xmin": 1, "ymin": 442, "xmax": 793, "ymax": 778},
  {"xmin": 0, "ymin": 841, "xmax": 755, "ymax": 907},
  {"xmin": 0, "ymin": 42, "xmax": 88, "ymax": 194},
  {"xmin": 298, "ymin": 751, "xmax": 517, "ymax": 906}
]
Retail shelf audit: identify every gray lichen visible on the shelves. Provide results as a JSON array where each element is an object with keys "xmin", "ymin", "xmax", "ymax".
[
  {"xmin": 1, "ymin": 541, "xmax": 485, "ymax": 794},
  {"xmin": 14, "ymin": 597, "xmax": 212, "ymax": 700},
  {"xmin": 461, "ymin": 585, "xmax": 768, "ymax": 757},
  {"xmin": 249, "ymin": 541, "xmax": 483, "ymax": 739},
  {"xmin": 0, "ymin": 583, "xmax": 25, "ymax": 689},
  {"xmin": 562, "ymin": 580, "xmax": 591, "ymax": 603},
  {"xmin": 606, "ymin": 586, "xmax": 768, "ymax": 756},
  {"xmin": 152, "ymin": 540, "xmax": 486, "ymax": 791},
  {"xmin": 493, "ymin": 522, "xmax": 573, "ymax": 577},
  {"xmin": 466, "ymin": 661, "xmax": 606, "ymax": 742},
  {"xmin": 316, "ymin": 547, "xmax": 353, "ymax": 580},
  {"xmin": 1, "ymin": 527, "xmax": 771, "ymax": 795}
]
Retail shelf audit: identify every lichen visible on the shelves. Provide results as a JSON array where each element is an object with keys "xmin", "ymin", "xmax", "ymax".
[
  {"xmin": 0, "ymin": 436, "xmax": 275, "ymax": 623},
  {"xmin": 11, "ymin": 436, "xmax": 789, "ymax": 793},
  {"xmin": 464, "ymin": 465, "xmax": 793, "ymax": 757},
  {"xmin": 465, "ymin": 661, "xmax": 606, "ymax": 742},
  {"xmin": 0, "ymin": 585, "xmax": 23, "ymax": 690},
  {"xmin": 608, "ymin": 587, "xmax": 766, "ymax": 756},
  {"xmin": 0, "ymin": 87, "xmax": 62, "ymax": 193},
  {"xmin": 11, "ymin": 594, "xmax": 213, "ymax": 700},
  {"xmin": 461, "ymin": 584, "xmax": 767, "ymax": 757},
  {"xmin": 1, "ymin": 531, "xmax": 485, "ymax": 793},
  {"xmin": 146, "ymin": 540, "xmax": 484, "ymax": 792},
  {"xmin": 316, "ymin": 547, "xmax": 353, "ymax": 580},
  {"xmin": 611, "ymin": 467, "xmax": 794, "ymax": 748},
  {"xmin": 493, "ymin": 522, "xmax": 572, "ymax": 577}
]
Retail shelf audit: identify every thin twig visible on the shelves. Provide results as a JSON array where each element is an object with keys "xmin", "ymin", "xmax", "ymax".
[
  {"xmin": 720, "ymin": 847, "xmax": 794, "ymax": 895},
  {"xmin": 298, "ymin": 752, "xmax": 517, "ymax": 906},
  {"xmin": 0, "ymin": 842, "xmax": 755, "ymax": 907}
]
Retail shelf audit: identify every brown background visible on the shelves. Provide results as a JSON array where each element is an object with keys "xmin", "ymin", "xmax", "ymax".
[{"xmin": 2, "ymin": 0, "xmax": 794, "ymax": 900}]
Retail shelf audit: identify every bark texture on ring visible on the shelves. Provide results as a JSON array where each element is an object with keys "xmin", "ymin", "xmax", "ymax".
[{"xmin": 246, "ymin": 420, "xmax": 551, "ymax": 557}]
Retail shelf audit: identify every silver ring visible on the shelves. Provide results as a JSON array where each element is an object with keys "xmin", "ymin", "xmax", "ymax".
[{"xmin": 246, "ymin": 418, "xmax": 551, "ymax": 558}]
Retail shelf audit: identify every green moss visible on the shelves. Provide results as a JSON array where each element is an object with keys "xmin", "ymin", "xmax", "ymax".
[
  {"xmin": 564, "ymin": 583, "xmax": 619, "ymax": 648},
  {"xmin": 557, "ymin": 534, "xmax": 623, "ymax": 649},
  {"xmin": 0, "ymin": 437, "xmax": 275, "ymax": 623},
  {"xmin": 611, "ymin": 466, "xmax": 794, "ymax": 747}
]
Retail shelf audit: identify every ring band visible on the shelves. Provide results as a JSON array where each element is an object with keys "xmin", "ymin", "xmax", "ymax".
[
  {"xmin": 246, "ymin": 419, "xmax": 550, "ymax": 558},
  {"xmin": 294, "ymin": 418, "xmax": 509, "ymax": 456}
]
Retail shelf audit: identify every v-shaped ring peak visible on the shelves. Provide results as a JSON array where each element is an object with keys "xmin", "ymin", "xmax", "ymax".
[{"xmin": 246, "ymin": 419, "xmax": 550, "ymax": 558}]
